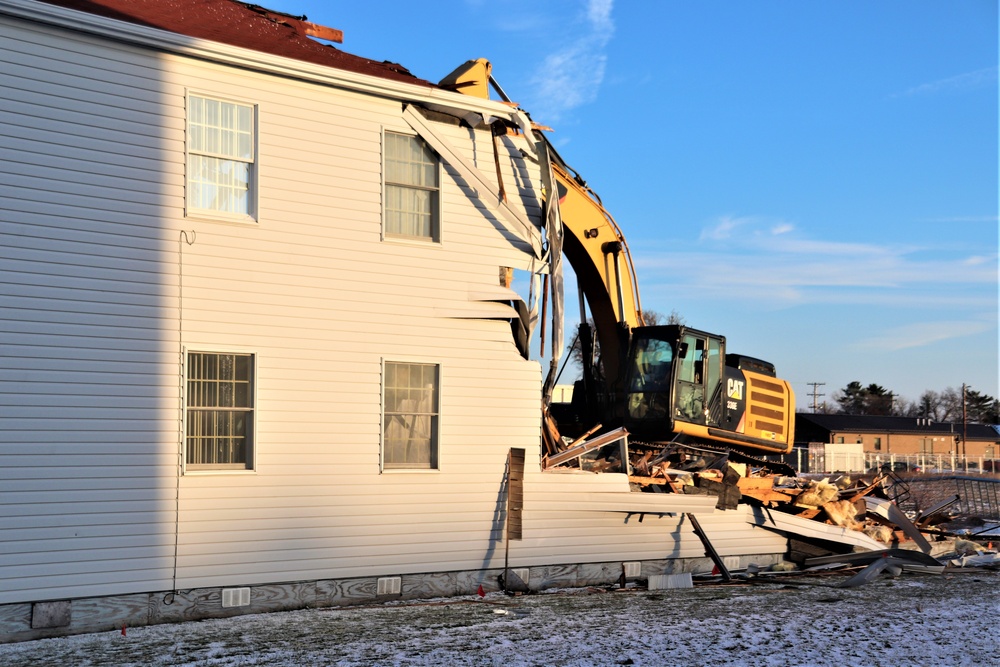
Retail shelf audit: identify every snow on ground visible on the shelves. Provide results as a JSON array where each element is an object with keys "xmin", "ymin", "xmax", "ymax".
[{"xmin": 2, "ymin": 571, "xmax": 998, "ymax": 667}]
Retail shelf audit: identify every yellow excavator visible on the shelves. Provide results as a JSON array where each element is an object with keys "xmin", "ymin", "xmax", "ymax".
[
  {"xmin": 549, "ymin": 154, "xmax": 795, "ymax": 457},
  {"xmin": 444, "ymin": 60, "xmax": 795, "ymax": 460}
]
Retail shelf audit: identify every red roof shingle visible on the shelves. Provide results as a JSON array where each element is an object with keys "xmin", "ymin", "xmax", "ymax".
[{"xmin": 37, "ymin": 0, "xmax": 433, "ymax": 87}]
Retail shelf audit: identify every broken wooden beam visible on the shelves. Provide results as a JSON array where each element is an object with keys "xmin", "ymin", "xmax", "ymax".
[
  {"xmin": 686, "ymin": 513, "xmax": 732, "ymax": 582},
  {"xmin": 736, "ymin": 477, "xmax": 794, "ymax": 505}
]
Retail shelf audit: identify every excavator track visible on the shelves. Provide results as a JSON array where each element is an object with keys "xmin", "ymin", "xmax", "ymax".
[{"xmin": 629, "ymin": 438, "xmax": 797, "ymax": 476}]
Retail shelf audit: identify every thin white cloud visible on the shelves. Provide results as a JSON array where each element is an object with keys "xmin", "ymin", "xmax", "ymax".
[
  {"xmin": 526, "ymin": 0, "xmax": 615, "ymax": 122},
  {"xmin": 699, "ymin": 215, "xmax": 749, "ymax": 241},
  {"xmin": 638, "ymin": 247, "xmax": 996, "ymax": 291},
  {"xmin": 857, "ymin": 319, "xmax": 995, "ymax": 352},
  {"xmin": 701, "ymin": 215, "xmax": 797, "ymax": 241},
  {"xmin": 894, "ymin": 66, "xmax": 998, "ymax": 97},
  {"xmin": 586, "ymin": 0, "xmax": 614, "ymax": 32},
  {"xmin": 633, "ymin": 215, "xmax": 998, "ymax": 312},
  {"xmin": 530, "ymin": 45, "xmax": 608, "ymax": 118}
]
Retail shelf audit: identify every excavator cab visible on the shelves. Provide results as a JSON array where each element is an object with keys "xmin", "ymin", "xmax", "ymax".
[
  {"xmin": 623, "ymin": 325, "xmax": 725, "ymax": 439},
  {"xmin": 620, "ymin": 325, "xmax": 794, "ymax": 453}
]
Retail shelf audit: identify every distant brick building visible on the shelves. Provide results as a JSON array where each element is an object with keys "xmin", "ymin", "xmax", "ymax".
[{"xmin": 795, "ymin": 413, "xmax": 1000, "ymax": 461}]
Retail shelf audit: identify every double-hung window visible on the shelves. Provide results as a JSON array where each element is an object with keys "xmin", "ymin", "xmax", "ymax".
[
  {"xmin": 384, "ymin": 132, "xmax": 439, "ymax": 241},
  {"xmin": 383, "ymin": 361, "xmax": 439, "ymax": 469},
  {"xmin": 187, "ymin": 94, "xmax": 255, "ymax": 218},
  {"xmin": 186, "ymin": 352, "xmax": 255, "ymax": 470}
]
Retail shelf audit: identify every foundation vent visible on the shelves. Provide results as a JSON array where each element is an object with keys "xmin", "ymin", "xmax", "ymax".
[
  {"xmin": 648, "ymin": 573, "xmax": 693, "ymax": 590},
  {"xmin": 623, "ymin": 561, "xmax": 641, "ymax": 579},
  {"xmin": 511, "ymin": 568, "xmax": 530, "ymax": 585},
  {"xmin": 221, "ymin": 587, "xmax": 250, "ymax": 608},
  {"xmin": 377, "ymin": 576, "xmax": 402, "ymax": 596},
  {"xmin": 723, "ymin": 556, "xmax": 741, "ymax": 570}
]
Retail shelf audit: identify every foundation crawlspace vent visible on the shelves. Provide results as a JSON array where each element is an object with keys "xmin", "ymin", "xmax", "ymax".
[
  {"xmin": 377, "ymin": 577, "xmax": 402, "ymax": 596},
  {"xmin": 648, "ymin": 573, "xmax": 693, "ymax": 590},
  {"xmin": 221, "ymin": 587, "xmax": 250, "ymax": 608}
]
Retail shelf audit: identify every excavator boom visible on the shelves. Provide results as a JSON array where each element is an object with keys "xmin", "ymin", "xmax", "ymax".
[{"xmin": 444, "ymin": 59, "xmax": 795, "ymax": 455}]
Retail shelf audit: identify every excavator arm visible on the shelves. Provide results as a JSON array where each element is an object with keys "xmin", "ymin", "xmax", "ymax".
[
  {"xmin": 548, "ymin": 147, "xmax": 796, "ymax": 456},
  {"xmin": 442, "ymin": 59, "xmax": 795, "ymax": 455},
  {"xmin": 550, "ymin": 159, "xmax": 644, "ymax": 396}
]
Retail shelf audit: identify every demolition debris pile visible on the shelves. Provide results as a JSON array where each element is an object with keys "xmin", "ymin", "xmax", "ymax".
[{"xmin": 544, "ymin": 429, "xmax": 1000, "ymax": 579}]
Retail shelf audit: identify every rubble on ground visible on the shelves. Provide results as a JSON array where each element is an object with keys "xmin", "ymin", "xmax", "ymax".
[{"xmin": 542, "ymin": 428, "xmax": 1000, "ymax": 584}]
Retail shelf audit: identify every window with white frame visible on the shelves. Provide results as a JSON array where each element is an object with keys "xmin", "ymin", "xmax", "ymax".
[
  {"xmin": 384, "ymin": 131, "xmax": 439, "ymax": 241},
  {"xmin": 383, "ymin": 361, "xmax": 439, "ymax": 469},
  {"xmin": 187, "ymin": 94, "xmax": 255, "ymax": 217},
  {"xmin": 186, "ymin": 352, "xmax": 254, "ymax": 470}
]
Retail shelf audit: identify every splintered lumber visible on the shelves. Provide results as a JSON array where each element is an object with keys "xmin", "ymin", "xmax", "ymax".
[
  {"xmin": 541, "ymin": 409, "xmax": 563, "ymax": 458},
  {"xmin": 843, "ymin": 478, "xmax": 882, "ymax": 503},
  {"xmin": 631, "ymin": 450, "xmax": 655, "ymax": 476},
  {"xmin": 628, "ymin": 475, "xmax": 667, "ymax": 486},
  {"xmin": 737, "ymin": 477, "xmax": 794, "ymax": 504},
  {"xmin": 628, "ymin": 475, "xmax": 686, "ymax": 493},
  {"xmin": 567, "ymin": 423, "xmax": 604, "ymax": 449}
]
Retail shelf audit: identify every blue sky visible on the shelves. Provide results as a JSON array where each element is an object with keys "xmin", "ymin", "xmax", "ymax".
[{"xmin": 266, "ymin": 0, "xmax": 998, "ymax": 410}]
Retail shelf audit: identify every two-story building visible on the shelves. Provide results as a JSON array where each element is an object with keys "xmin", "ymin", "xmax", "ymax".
[{"xmin": 2, "ymin": 0, "xmax": 847, "ymax": 642}]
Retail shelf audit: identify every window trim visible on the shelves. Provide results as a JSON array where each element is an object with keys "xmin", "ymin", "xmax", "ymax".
[
  {"xmin": 184, "ymin": 90, "xmax": 259, "ymax": 223},
  {"xmin": 381, "ymin": 127, "xmax": 442, "ymax": 244},
  {"xmin": 380, "ymin": 358, "xmax": 442, "ymax": 473},
  {"xmin": 183, "ymin": 348, "xmax": 258, "ymax": 474}
]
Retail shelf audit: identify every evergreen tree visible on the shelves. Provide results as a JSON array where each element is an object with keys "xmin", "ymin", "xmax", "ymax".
[
  {"xmin": 965, "ymin": 388, "xmax": 1000, "ymax": 424},
  {"xmin": 864, "ymin": 383, "xmax": 894, "ymax": 415},
  {"xmin": 828, "ymin": 382, "xmax": 997, "ymax": 423},
  {"xmin": 834, "ymin": 381, "xmax": 867, "ymax": 414}
]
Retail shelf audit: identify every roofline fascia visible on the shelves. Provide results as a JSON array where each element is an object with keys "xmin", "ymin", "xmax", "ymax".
[{"xmin": 1, "ymin": 0, "xmax": 531, "ymax": 126}]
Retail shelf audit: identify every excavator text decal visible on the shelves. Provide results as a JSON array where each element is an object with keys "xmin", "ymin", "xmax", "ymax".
[{"xmin": 726, "ymin": 379, "xmax": 745, "ymax": 411}]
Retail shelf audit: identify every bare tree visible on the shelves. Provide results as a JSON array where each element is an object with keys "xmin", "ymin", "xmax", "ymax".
[
  {"xmin": 914, "ymin": 390, "xmax": 944, "ymax": 420},
  {"xmin": 663, "ymin": 309, "xmax": 686, "ymax": 326},
  {"xmin": 938, "ymin": 387, "xmax": 963, "ymax": 422}
]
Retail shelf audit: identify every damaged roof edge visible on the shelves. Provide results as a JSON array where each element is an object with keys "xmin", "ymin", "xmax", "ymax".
[{"xmin": 3, "ymin": 0, "xmax": 529, "ymax": 125}]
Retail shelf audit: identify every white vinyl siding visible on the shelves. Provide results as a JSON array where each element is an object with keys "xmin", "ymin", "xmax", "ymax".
[
  {"xmin": 382, "ymin": 361, "xmax": 439, "ymax": 470},
  {"xmin": 0, "ymin": 8, "xmax": 784, "ymax": 614},
  {"xmin": 384, "ymin": 131, "xmax": 439, "ymax": 241},
  {"xmin": 186, "ymin": 352, "xmax": 255, "ymax": 470},
  {"xmin": 187, "ymin": 94, "xmax": 255, "ymax": 218}
]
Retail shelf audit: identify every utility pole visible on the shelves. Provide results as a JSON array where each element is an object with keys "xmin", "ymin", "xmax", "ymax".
[
  {"xmin": 962, "ymin": 383, "xmax": 968, "ymax": 460},
  {"xmin": 807, "ymin": 382, "xmax": 826, "ymax": 413}
]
